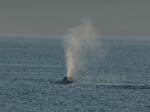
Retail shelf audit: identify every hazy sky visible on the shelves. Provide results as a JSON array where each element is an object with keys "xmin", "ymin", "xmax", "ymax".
[{"xmin": 0, "ymin": 0, "xmax": 150, "ymax": 36}]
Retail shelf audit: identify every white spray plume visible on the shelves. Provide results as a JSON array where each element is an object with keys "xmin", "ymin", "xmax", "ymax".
[
  {"xmin": 64, "ymin": 19, "xmax": 98, "ymax": 78},
  {"xmin": 64, "ymin": 19, "xmax": 127, "ymax": 84}
]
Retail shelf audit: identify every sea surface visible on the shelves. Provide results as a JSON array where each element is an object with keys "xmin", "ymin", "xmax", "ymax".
[{"xmin": 0, "ymin": 37, "xmax": 150, "ymax": 112}]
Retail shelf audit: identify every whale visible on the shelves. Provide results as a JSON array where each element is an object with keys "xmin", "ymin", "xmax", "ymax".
[{"xmin": 61, "ymin": 76, "xmax": 74, "ymax": 84}]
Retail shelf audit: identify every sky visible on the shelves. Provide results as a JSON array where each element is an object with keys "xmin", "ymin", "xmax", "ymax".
[{"xmin": 0, "ymin": 0, "xmax": 150, "ymax": 37}]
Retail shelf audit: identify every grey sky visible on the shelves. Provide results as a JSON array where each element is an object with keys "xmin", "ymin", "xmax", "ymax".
[{"xmin": 0, "ymin": 0, "xmax": 150, "ymax": 36}]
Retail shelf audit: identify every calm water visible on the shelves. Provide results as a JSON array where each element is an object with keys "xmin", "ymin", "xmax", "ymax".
[{"xmin": 0, "ymin": 37, "xmax": 150, "ymax": 112}]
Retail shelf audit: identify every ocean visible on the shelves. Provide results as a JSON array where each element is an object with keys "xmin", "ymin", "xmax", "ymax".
[{"xmin": 0, "ymin": 37, "xmax": 150, "ymax": 112}]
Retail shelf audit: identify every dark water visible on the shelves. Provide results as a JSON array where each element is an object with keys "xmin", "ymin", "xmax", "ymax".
[
  {"xmin": 0, "ymin": 37, "xmax": 66, "ymax": 80},
  {"xmin": 0, "ymin": 37, "xmax": 150, "ymax": 112}
]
